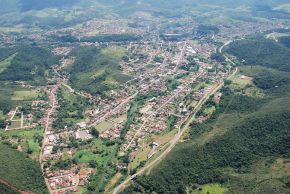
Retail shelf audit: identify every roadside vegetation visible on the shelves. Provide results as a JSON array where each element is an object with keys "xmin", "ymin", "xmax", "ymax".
[{"xmin": 0, "ymin": 183, "xmax": 20, "ymax": 194}]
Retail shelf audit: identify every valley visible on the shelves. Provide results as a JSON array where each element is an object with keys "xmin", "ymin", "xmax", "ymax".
[{"xmin": 0, "ymin": 1, "xmax": 289, "ymax": 194}]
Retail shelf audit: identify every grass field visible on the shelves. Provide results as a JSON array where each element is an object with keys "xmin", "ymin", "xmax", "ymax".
[
  {"xmin": 11, "ymin": 90, "xmax": 39, "ymax": 101},
  {"xmin": 0, "ymin": 127, "xmax": 43, "ymax": 160},
  {"xmin": 75, "ymin": 139, "xmax": 117, "ymax": 165},
  {"xmin": 231, "ymin": 75, "xmax": 252, "ymax": 88},
  {"xmin": 101, "ymin": 46, "xmax": 127, "ymax": 60},
  {"xmin": 204, "ymin": 106, "xmax": 216, "ymax": 116},
  {"xmin": 0, "ymin": 27, "xmax": 25, "ymax": 33},
  {"xmin": 9, "ymin": 120, "xmax": 21, "ymax": 129},
  {"xmin": 192, "ymin": 183, "xmax": 228, "ymax": 194},
  {"xmin": 96, "ymin": 121, "xmax": 113, "ymax": 132}
]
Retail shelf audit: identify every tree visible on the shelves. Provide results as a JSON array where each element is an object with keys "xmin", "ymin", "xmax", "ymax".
[
  {"xmin": 0, "ymin": 119, "xmax": 6, "ymax": 129},
  {"xmin": 89, "ymin": 160, "xmax": 98, "ymax": 168},
  {"xmin": 90, "ymin": 128, "xmax": 99, "ymax": 138}
]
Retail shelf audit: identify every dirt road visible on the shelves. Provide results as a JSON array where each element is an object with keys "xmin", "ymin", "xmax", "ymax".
[{"xmin": 0, "ymin": 178, "xmax": 32, "ymax": 194}]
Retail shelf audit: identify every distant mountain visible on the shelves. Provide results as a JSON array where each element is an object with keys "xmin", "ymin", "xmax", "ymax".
[
  {"xmin": 0, "ymin": 0, "xmax": 79, "ymax": 13},
  {"xmin": 19, "ymin": 0, "xmax": 80, "ymax": 11},
  {"xmin": 0, "ymin": 0, "xmax": 289, "ymax": 14}
]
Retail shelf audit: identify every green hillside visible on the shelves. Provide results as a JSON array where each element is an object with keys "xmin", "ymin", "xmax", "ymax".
[
  {"xmin": 225, "ymin": 37, "xmax": 290, "ymax": 72},
  {"xmin": 123, "ymin": 66, "xmax": 290, "ymax": 194},
  {"xmin": 0, "ymin": 143, "xmax": 48, "ymax": 193},
  {"xmin": 0, "ymin": 45, "xmax": 58, "ymax": 85},
  {"xmin": 68, "ymin": 46, "xmax": 131, "ymax": 95},
  {"xmin": 0, "ymin": 183, "xmax": 20, "ymax": 194}
]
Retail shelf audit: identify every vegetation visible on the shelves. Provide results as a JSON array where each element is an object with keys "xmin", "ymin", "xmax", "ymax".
[
  {"xmin": 0, "ymin": 143, "xmax": 47, "ymax": 193},
  {"xmin": 0, "ymin": 83, "xmax": 40, "ymax": 115},
  {"xmin": 211, "ymin": 52, "xmax": 225, "ymax": 62},
  {"xmin": 123, "ymin": 66, "xmax": 290, "ymax": 194},
  {"xmin": 196, "ymin": 25, "xmax": 220, "ymax": 36},
  {"xmin": 0, "ymin": 127, "xmax": 44, "ymax": 159},
  {"xmin": 68, "ymin": 46, "xmax": 131, "ymax": 95},
  {"xmin": 0, "ymin": 183, "xmax": 20, "ymax": 194},
  {"xmin": 278, "ymin": 35, "xmax": 290, "ymax": 48},
  {"xmin": 81, "ymin": 34, "xmax": 141, "ymax": 43},
  {"xmin": 83, "ymin": 138, "xmax": 119, "ymax": 193},
  {"xmin": 225, "ymin": 37, "xmax": 290, "ymax": 72},
  {"xmin": 253, "ymin": 70, "xmax": 290, "ymax": 91},
  {"xmin": 53, "ymin": 87, "xmax": 89, "ymax": 130},
  {"xmin": 0, "ymin": 45, "xmax": 57, "ymax": 85}
]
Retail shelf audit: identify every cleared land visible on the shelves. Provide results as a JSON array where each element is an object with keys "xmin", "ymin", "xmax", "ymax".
[{"xmin": 11, "ymin": 90, "xmax": 39, "ymax": 101}]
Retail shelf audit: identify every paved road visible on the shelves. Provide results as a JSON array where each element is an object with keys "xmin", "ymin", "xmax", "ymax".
[
  {"xmin": 39, "ymin": 80, "xmax": 62, "ymax": 194},
  {"xmin": 112, "ymin": 81, "xmax": 223, "ymax": 194},
  {"xmin": 39, "ymin": 82, "xmax": 61, "ymax": 163},
  {"xmin": 113, "ymin": 67, "xmax": 238, "ymax": 194},
  {"xmin": 125, "ymin": 72, "xmax": 202, "ymax": 151},
  {"xmin": 88, "ymin": 92, "xmax": 139, "ymax": 128},
  {"xmin": 113, "ymin": 40, "xmax": 238, "ymax": 193},
  {"xmin": 124, "ymin": 42, "xmax": 189, "ymax": 151}
]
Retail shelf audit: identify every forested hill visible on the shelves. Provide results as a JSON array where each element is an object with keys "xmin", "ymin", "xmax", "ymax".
[
  {"xmin": 0, "ymin": 45, "xmax": 58, "ymax": 85},
  {"xmin": 225, "ymin": 37, "xmax": 290, "ymax": 72}
]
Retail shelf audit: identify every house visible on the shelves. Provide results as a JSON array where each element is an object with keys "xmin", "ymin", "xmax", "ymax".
[
  {"xmin": 76, "ymin": 122, "xmax": 87, "ymax": 128},
  {"xmin": 75, "ymin": 130, "xmax": 93, "ymax": 141}
]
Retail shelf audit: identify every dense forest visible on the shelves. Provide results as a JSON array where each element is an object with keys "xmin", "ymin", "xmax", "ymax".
[
  {"xmin": 0, "ymin": 47, "xmax": 16, "ymax": 61},
  {"xmin": 0, "ymin": 143, "xmax": 48, "ymax": 193},
  {"xmin": 0, "ymin": 45, "xmax": 57, "ymax": 85},
  {"xmin": 0, "ymin": 183, "xmax": 20, "ymax": 194},
  {"xmin": 127, "ymin": 113, "xmax": 290, "ymax": 193},
  {"xmin": 225, "ymin": 37, "xmax": 290, "ymax": 72},
  {"xmin": 279, "ymin": 36, "xmax": 290, "ymax": 48},
  {"xmin": 68, "ymin": 46, "xmax": 130, "ymax": 95},
  {"xmin": 253, "ymin": 70, "xmax": 290, "ymax": 92},
  {"xmin": 122, "ymin": 65, "xmax": 290, "ymax": 193},
  {"xmin": 196, "ymin": 25, "xmax": 220, "ymax": 36}
]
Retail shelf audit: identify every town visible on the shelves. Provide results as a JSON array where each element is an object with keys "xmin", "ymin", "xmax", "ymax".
[{"xmin": 0, "ymin": 4, "xmax": 288, "ymax": 193}]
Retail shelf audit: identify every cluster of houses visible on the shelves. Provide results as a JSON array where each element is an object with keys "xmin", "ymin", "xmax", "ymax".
[
  {"xmin": 73, "ymin": 19, "xmax": 143, "ymax": 37},
  {"xmin": 46, "ymin": 166, "xmax": 93, "ymax": 193}
]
